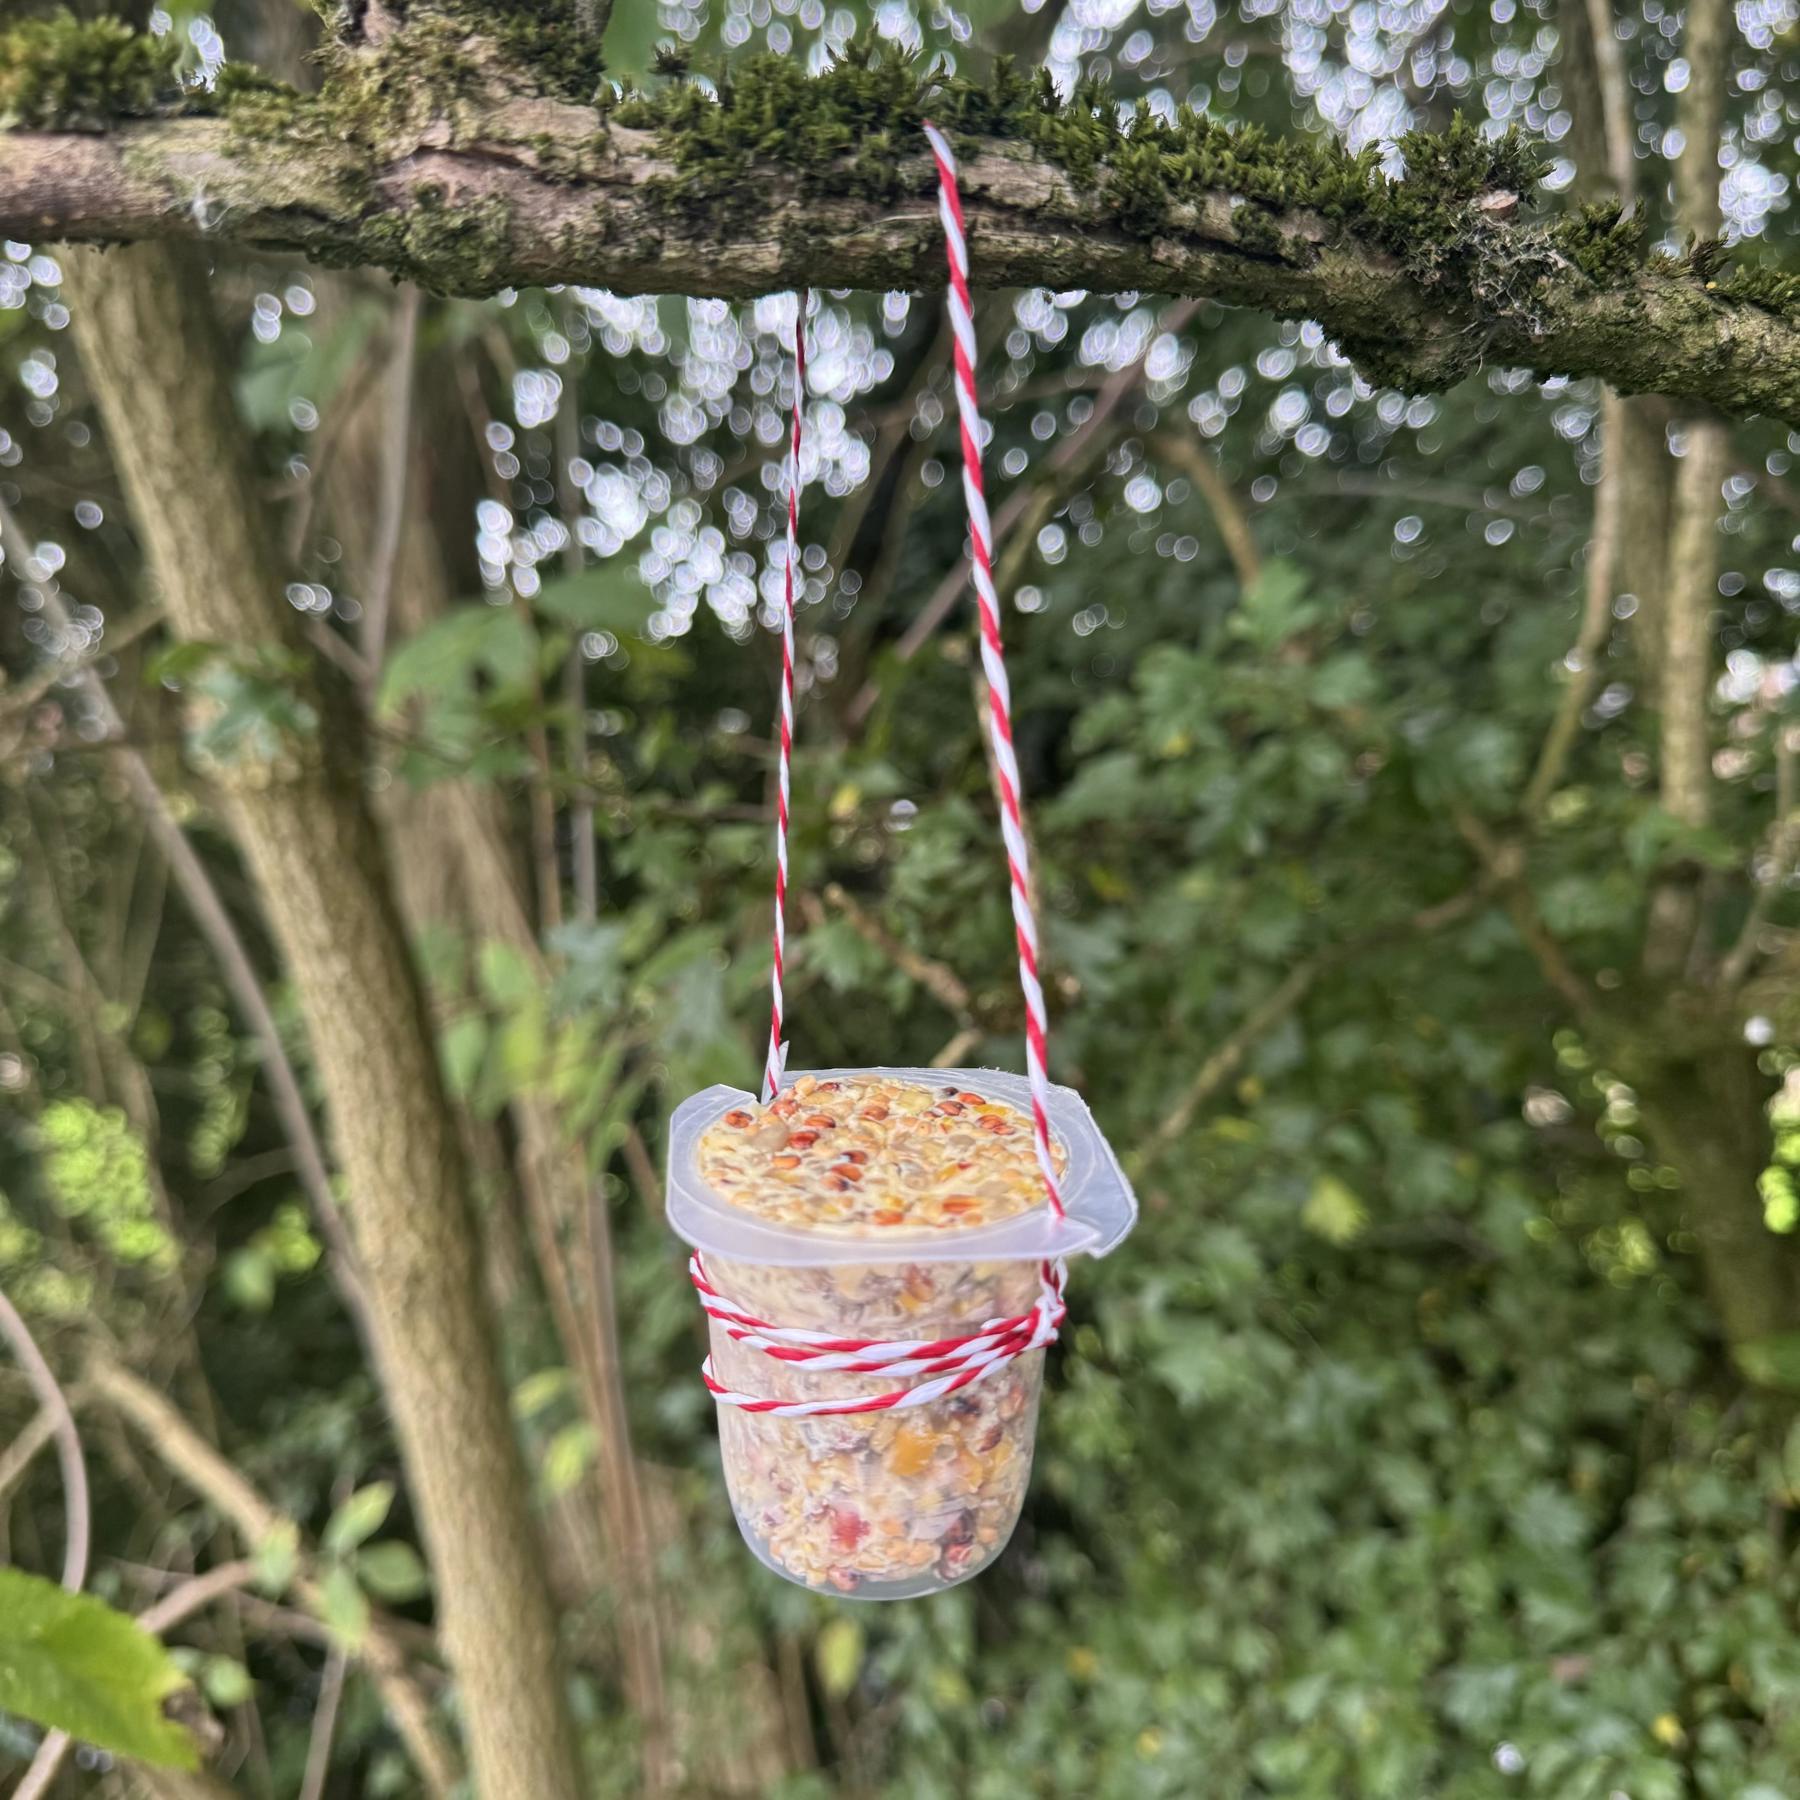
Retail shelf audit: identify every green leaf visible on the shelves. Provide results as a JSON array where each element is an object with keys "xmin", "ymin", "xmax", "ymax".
[
  {"xmin": 144, "ymin": 639, "xmax": 224, "ymax": 686},
  {"xmin": 200, "ymin": 1656, "xmax": 253, "ymax": 1709},
  {"xmin": 512, "ymin": 1367, "xmax": 573, "ymax": 1420},
  {"xmin": 530, "ymin": 564, "xmax": 655, "ymax": 635},
  {"xmin": 323, "ymin": 1481, "xmax": 394, "ymax": 1556},
  {"xmin": 477, "ymin": 940, "xmax": 540, "ymax": 1010},
  {"xmin": 542, "ymin": 1422, "xmax": 598, "ymax": 1498},
  {"xmin": 319, "ymin": 1563, "xmax": 370, "ymax": 1652},
  {"xmin": 354, "ymin": 1542, "xmax": 430, "ymax": 1604},
  {"xmin": 254, "ymin": 1522, "xmax": 300, "ymax": 1596},
  {"xmin": 1734, "ymin": 1331, "xmax": 1800, "ymax": 1392},
  {"xmin": 815, "ymin": 1617, "xmax": 864, "ymax": 1699},
  {"xmin": 0, "ymin": 1567, "xmax": 198, "ymax": 1769},
  {"xmin": 221, "ymin": 1247, "xmax": 276, "ymax": 1312},
  {"xmin": 1236, "ymin": 559, "xmax": 1314, "ymax": 649},
  {"xmin": 440, "ymin": 1014, "xmax": 489, "ymax": 1100},
  {"xmin": 187, "ymin": 659, "xmax": 319, "ymax": 770},
  {"xmin": 1302, "ymin": 1174, "xmax": 1368, "ymax": 1246},
  {"xmin": 378, "ymin": 604, "xmax": 538, "ymax": 717}
]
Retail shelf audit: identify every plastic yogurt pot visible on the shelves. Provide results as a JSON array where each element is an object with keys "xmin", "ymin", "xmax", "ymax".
[{"xmin": 667, "ymin": 1066, "xmax": 1136, "ymax": 1599}]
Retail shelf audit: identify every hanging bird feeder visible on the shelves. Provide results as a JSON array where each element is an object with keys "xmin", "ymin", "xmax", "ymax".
[{"xmin": 666, "ymin": 126, "xmax": 1138, "ymax": 1599}]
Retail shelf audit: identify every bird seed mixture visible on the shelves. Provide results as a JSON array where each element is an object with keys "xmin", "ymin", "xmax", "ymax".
[
  {"xmin": 697, "ymin": 1074, "xmax": 1067, "ymax": 1595},
  {"xmin": 696, "ymin": 1072, "xmax": 1063, "ymax": 1231},
  {"xmin": 708, "ymin": 1253, "xmax": 1044, "ymax": 1596}
]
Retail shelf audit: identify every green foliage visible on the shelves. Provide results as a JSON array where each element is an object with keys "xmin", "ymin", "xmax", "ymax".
[
  {"xmin": 619, "ymin": 37, "xmax": 1542, "ymax": 291},
  {"xmin": 10, "ymin": 6, "xmax": 1800, "ymax": 1793},
  {"xmin": 322, "ymin": 1481, "xmax": 394, "ymax": 1556},
  {"xmin": 815, "ymin": 1617, "xmax": 864, "ymax": 1698},
  {"xmin": 222, "ymin": 1202, "xmax": 321, "ymax": 1313},
  {"xmin": 0, "ymin": 1568, "xmax": 197, "ymax": 1769},
  {"xmin": 0, "ymin": 11, "xmax": 181, "ymax": 130},
  {"xmin": 36, "ymin": 1099, "xmax": 174, "ymax": 1277}
]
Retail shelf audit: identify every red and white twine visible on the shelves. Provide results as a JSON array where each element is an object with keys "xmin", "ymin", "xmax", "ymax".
[
  {"xmin": 762, "ymin": 292, "xmax": 808, "ymax": 1105},
  {"xmin": 693, "ymin": 1253, "xmax": 1065, "ymax": 1416},
  {"xmin": 924, "ymin": 121, "xmax": 1064, "ymax": 1223},
  {"xmin": 710, "ymin": 128, "xmax": 1067, "ymax": 1418}
]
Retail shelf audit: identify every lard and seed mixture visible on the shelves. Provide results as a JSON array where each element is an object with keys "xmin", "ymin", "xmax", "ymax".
[
  {"xmin": 697, "ymin": 1071, "xmax": 1062, "ymax": 1231},
  {"xmin": 697, "ymin": 1073, "xmax": 1062, "ymax": 1594}
]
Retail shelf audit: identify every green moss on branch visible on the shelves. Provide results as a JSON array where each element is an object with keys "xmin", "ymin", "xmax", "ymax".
[{"xmin": 0, "ymin": 10, "xmax": 181, "ymax": 129}]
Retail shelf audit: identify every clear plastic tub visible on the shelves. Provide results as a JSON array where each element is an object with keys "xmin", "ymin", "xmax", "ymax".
[
  {"xmin": 668, "ymin": 1067, "xmax": 1136, "ymax": 1599},
  {"xmin": 706, "ymin": 1250, "xmax": 1046, "ymax": 1596}
]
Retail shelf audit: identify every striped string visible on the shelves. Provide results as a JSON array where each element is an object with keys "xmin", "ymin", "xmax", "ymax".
[
  {"xmin": 693, "ymin": 1252, "xmax": 1065, "ymax": 1416},
  {"xmin": 762, "ymin": 292, "xmax": 808, "ymax": 1104},
  {"xmin": 700, "ymin": 130, "xmax": 1073, "ymax": 1420},
  {"xmin": 923, "ymin": 120, "xmax": 1064, "ymax": 1221}
]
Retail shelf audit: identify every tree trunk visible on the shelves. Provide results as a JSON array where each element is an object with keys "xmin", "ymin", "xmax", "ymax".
[
  {"xmin": 313, "ymin": 294, "xmax": 800, "ymax": 1793},
  {"xmin": 1632, "ymin": 1019, "xmax": 1800, "ymax": 1351},
  {"xmin": 64, "ymin": 241, "xmax": 584, "ymax": 1800}
]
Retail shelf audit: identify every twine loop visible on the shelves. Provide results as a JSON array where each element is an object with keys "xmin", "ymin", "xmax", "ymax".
[{"xmin": 710, "ymin": 124, "xmax": 1066, "ymax": 1418}]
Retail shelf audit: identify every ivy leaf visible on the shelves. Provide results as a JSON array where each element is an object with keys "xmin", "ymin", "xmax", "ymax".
[
  {"xmin": 1235, "ymin": 559, "xmax": 1314, "ymax": 649},
  {"xmin": 323, "ymin": 1482, "xmax": 394, "ymax": 1557},
  {"xmin": 0, "ymin": 1567, "xmax": 199, "ymax": 1769},
  {"xmin": 187, "ymin": 659, "xmax": 319, "ymax": 770}
]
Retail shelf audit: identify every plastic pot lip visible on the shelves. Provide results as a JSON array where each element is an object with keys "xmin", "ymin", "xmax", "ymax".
[{"xmin": 665, "ymin": 1065, "xmax": 1138, "ymax": 1268}]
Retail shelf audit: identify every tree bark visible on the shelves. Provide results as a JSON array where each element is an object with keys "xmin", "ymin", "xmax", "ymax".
[
  {"xmin": 1633, "ymin": 1030, "xmax": 1800, "ymax": 1350},
  {"xmin": 63, "ymin": 240, "xmax": 584, "ymax": 1800},
  {"xmin": 6, "ymin": 59, "xmax": 1800, "ymax": 423}
]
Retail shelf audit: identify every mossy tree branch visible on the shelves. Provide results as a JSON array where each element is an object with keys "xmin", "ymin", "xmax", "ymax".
[{"xmin": 3, "ymin": 21, "xmax": 1800, "ymax": 422}]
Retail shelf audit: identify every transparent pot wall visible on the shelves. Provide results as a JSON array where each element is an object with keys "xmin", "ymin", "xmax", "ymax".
[{"xmin": 707, "ymin": 1253, "xmax": 1044, "ymax": 1599}]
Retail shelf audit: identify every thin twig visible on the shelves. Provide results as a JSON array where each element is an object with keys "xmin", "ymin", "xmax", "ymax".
[
  {"xmin": 136, "ymin": 1559, "xmax": 259, "ymax": 1635},
  {"xmin": 1, "ymin": 1292, "xmax": 88, "ymax": 1800},
  {"xmin": 1131, "ymin": 877, "xmax": 1497, "ymax": 1174},
  {"xmin": 297, "ymin": 1648, "xmax": 348, "ymax": 1800},
  {"xmin": 0, "ymin": 497, "xmax": 374, "ymax": 1350},
  {"xmin": 1129, "ymin": 960, "xmax": 1321, "ymax": 1174},
  {"xmin": 0, "ymin": 1407, "xmax": 57, "ymax": 1503},
  {"xmin": 0, "ymin": 603, "xmax": 163, "ymax": 728},
  {"xmin": 86, "ymin": 1351, "xmax": 460, "ymax": 1800},
  {"xmin": 844, "ymin": 298, "xmax": 1200, "ymax": 727},
  {"xmin": 556, "ymin": 298, "xmax": 599, "ymax": 925},
  {"xmin": 1151, "ymin": 432, "xmax": 1262, "ymax": 592},
  {"xmin": 358, "ymin": 287, "xmax": 422, "ymax": 682},
  {"xmin": 813, "ymin": 883, "xmax": 973, "ymax": 1016},
  {"xmin": 929, "ymin": 1026, "xmax": 983, "ymax": 1069},
  {"xmin": 1522, "ymin": 393, "xmax": 1626, "ymax": 819},
  {"xmin": 0, "ymin": 1291, "xmax": 87, "ymax": 1590},
  {"xmin": 1455, "ymin": 811, "xmax": 1604, "ymax": 1024},
  {"xmin": 621, "ymin": 1123, "xmax": 664, "ymax": 1220},
  {"xmin": 457, "ymin": 350, "xmax": 564, "ymax": 930}
]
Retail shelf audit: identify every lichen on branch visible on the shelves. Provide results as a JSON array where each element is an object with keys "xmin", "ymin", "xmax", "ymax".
[{"xmin": 3, "ymin": 12, "xmax": 1800, "ymax": 423}]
